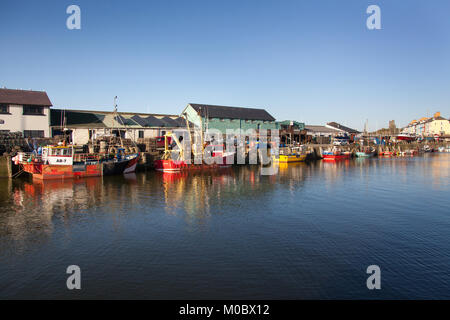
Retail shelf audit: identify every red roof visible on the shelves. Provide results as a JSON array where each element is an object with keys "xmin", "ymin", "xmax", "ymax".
[{"xmin": 0, "ymin": 88, "xmax": 52, "ymax": 106}]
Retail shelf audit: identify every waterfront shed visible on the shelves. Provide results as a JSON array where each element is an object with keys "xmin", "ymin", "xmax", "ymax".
[
  {"xmin": 51, "ymin": 109, "xmax": 188, "ymax": 145},
  {"xmin": 181, "ymin": 103, "xmax": 277, "ymax": 135}
]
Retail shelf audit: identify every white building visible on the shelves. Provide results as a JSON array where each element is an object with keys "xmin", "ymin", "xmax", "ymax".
[{"xmin": 0, "ymin": 88, "xmax": 52, "ymax": 137}]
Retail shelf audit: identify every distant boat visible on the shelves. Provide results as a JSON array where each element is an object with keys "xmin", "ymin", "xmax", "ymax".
[
  {"xmin": 379, "ymin": 151, "xmax": 394, "ymax": 157},
  {"xmin": 356, "ymin": 147, "xmax": 376, "ymax": 158},
  {"xmin": 273, "ymin": 146, "xmax": 307, "ymax": 163},
  {"xmin": 397, "ymin": 133, "xmax": 416, "ymax": 142},
  {"xmin": 273, "ymin": 153, "xmax": 307, "ymax": 163},
  {"xmin": 322, "ymin": 147, "xmax": 351, "ymax": 161}
]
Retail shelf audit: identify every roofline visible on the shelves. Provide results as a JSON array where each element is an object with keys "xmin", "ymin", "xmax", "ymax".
[
  {"xmin": 0, "ymin": 88, "xmax": 48, "ymax": 93},
  {"xmin": 4, "ymin": 103, "xmax": 52, "ymax": 107},
  {"xmin": 187, "ymin": 102, "xmax": 268, "ymax": 110},
  {"xmin": 52, "ymin": 108, "xmax": 179, "ymax": 118},
  {"xmin": 187, "ymin": 103, "xmax": 276, "ymax": 121}
]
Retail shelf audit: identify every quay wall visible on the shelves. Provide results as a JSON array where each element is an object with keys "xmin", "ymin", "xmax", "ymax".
[{"xmin": 0, "ymin": 155, "xmax": 13, "ymax": 178}]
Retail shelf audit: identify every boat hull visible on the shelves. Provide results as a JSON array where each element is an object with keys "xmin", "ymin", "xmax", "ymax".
[
  {"xmin": 22, "ymin": 162, "xmax": 102, "ymax": 180},
  {"xmin": 397, "ymin": 135, "xmax": 416, "ymax": 142},
  {"xmin": 103, "ymin": 153, "xmax": 140, "ymax": 176},
  {"xmin": 123, "ymin": 155, "xmax": 139, "ymax": 174},
  {"xmin": 273, "ymin": 154, "xmax": 306, "ymax": 163},
  {"xmin": 356, "ymin": 151, "xmax": 375, "ymax": 158},
  {"xmin": 154, "ymin": 152, "xmax": 234, "ymax": 173},
  {"xmin": 21, "ymin": 153, "xmax": 139, "ymax": 180},
  {"xmin": 154, "ymin": 159, "xmax": 231, "ymax": 173},
  {"xmin": 379, "ymin": 151, "xmax": 394, "ymax": 157},
  {"xmin": 322, "ymin": 153, "xmax": 350, "ymax": 161}
]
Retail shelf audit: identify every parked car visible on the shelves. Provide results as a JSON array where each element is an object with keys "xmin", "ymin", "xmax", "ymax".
[{"xmin": 333, "ymin": 139, "xmax": 349, "ymax": 146}]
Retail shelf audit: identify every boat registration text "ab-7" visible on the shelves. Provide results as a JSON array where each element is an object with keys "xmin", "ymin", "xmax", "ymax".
[{"xmin": 178, "ymin": 304, "xmax": 270, "ymax": 317}]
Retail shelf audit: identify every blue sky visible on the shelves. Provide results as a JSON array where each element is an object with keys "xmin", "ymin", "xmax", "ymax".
[{"xmin": 1, "ymin": 0, "xmax": 449, "ymax": 130}]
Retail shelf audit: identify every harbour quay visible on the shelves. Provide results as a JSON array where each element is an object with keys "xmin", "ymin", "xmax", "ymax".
[{"xmin": 1, "ymin": 88, "xmax": 450, "ymax": 178}]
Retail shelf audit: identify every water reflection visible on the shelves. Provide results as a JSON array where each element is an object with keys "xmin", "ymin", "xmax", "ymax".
[
  {"xmin": 0, "ymin": 154, "xmax": 449, "ymax": 299},
  {"xmin": 1, "ymin": 155, "xmax": 449, "ymax": 250}
]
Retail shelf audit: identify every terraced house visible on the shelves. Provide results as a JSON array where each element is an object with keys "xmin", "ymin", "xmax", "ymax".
[
  {"xmin": 0, "ymin": 88, "xmax": 52, "ymax": 137},
  {"xmin": 424, "ymin": 112, "xmax": 450, "ymax": 137}
]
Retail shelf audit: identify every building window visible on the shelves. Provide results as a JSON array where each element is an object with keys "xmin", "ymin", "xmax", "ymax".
[
  {"xmin": 23, "ymin": 105, "xmax": 45, "ymax": 115},
  {"xmin": 0, "ymin": 104, "xmax": 9, "ymax": 114},
  {"xmin": 24, "ymin": 130, "xmax": 45, "ymax": 138},
  {"xmin": 138, "ymin": 130, "xmax": 144, "ymax": 138}
]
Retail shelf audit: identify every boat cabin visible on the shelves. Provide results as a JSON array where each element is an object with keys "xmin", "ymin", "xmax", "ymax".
[{"xmin": 41, "ymin": 145, "xmax": 74, "ymax": 165}]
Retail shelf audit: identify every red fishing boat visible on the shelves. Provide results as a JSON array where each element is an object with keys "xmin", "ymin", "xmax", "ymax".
[
  {"xmin": 14, "ymin": 145, "xmax": 139, "ymax": 180},
  {"xmin": 396, "ymin": 133, "xmax": 416, "ymax": 142},
  {"xmin": 379, "ymin": 151, "xmax": 394, "ymax": 157},
  {"xmin": 322, "ymin": 148, "xmax": 351, "ymax": 161},
  {"xmin": 154, "ymin": 131, "xmax": 235, "ymax": 173}
]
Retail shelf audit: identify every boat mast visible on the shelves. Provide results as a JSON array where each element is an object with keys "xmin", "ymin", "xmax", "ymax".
[
  {"xmin": 198, "ymin": 107, "xmax": 204, "ymax": 154},
  {"xmin": 182, "ymin": 112, "xmax": 193, "ymax": 157},
  {"xmin": 113, "ymin": 96, "xmax": 124, "ymax": 148}
]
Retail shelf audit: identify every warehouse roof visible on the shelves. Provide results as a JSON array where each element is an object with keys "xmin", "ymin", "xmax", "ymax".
[
  {"xmin": 188, "ymin": 103, "xmax": 276, "ymax": 121},
  {"xmin": 305, "ymin": 125, "xmax": 341, "ymax": 133},
  {"xmin": 326, "ymin": 122, "xmax": 360, "ymax": 134},
  {"xmin": 51, "ymin": 109, "xmax": 188, "ymax": 129},
  {"xmin": 51, "ymin": 109, "xmax": 106, "ymax": 128}
]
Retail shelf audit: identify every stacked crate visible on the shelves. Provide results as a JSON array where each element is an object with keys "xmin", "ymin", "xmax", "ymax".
[
  {"xmin": 137, "ymin": 138, "xmax": 158, "ymax": 153},
  {"xmin": 0, "ymin": 131, "xmax": 27, "ymax": 155}
]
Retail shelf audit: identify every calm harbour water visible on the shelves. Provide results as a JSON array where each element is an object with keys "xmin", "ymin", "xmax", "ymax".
[{"xmin": 0, "ymin": 154, "xmax": 449, "ymax": 299}]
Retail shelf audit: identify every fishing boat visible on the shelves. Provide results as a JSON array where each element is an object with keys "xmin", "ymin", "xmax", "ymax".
[
  {"xmin": 355, "ymin": 147, "xmax": 376, "ymax": 158},
  {"xmin": 396, "ymin": 133, "xmax": 416, "ymax": 142},
  {"xmin": 154, "ymin": 131, "xmax": 235, "ymax": 173},
  {"xmin": 322, "ymin": 147, "xmax": 351, "ymax": 161},
  {"xmin": 272, "ymin": 146, "xmax": 307, "ymax": 163},
  {"xmin": 379, "ymin": 150, "xmax": 394, "ymax": 157},
  {"xmin": 273, "ymin": 153, "xmax": 306, "ymax": 163},
  {"xmin": 154, "ymin": 156, "xmax": 234, "ymax": 173},
  {"xmin": 14, "ymin": 144, "xmax": 139, "ymax": 180}
]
